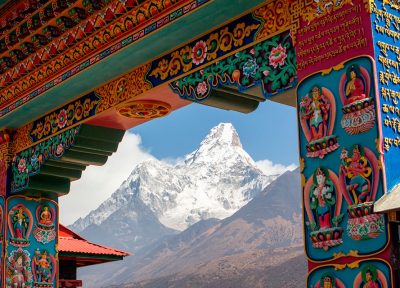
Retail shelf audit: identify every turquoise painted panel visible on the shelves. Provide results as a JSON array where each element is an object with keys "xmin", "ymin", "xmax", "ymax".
[
  {"xmin": 297, "ymin": 57, "xmax": 389, "ymax": 262},
  {"xmin": 5, "ymin": 196, "xmax": 58, "ymax": 288},
  {"xmin": 308, "ymin": 259, "xmax": 392, "ymax": 287}
]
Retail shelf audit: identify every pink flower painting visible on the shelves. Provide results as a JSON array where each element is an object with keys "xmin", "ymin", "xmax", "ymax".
[{"xmin": 269, "ymin": 44, "xmax": 287, "ymax": 69}]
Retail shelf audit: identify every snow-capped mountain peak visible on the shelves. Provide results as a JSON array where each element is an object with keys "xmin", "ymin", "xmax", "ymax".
[
  {"xmin": 200, "ymin": 122, "xmax": 242, "ymax": 149},
  {"xmin": 71, "ymin": 123, "xmax": 278, "ymax": 232}
]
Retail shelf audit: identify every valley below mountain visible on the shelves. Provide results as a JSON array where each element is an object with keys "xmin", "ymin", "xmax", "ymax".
[{"xmin": 70, "ymin": 123, "xmax": 305, "ymax": 287}]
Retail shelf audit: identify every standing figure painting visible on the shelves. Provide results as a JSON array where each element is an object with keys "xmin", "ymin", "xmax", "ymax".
[
  {"xmin": 304, "ymin": 167, "xmax": 344, "ymax": 250},
  {"xmin": 32, "ymin": 249, "xmax": 55, "ymax": 287},
  {"xmin": 339, "ymin": 145, "xmax": 384, "ymax": 240},
  {"xmin": 6, "ymin": 248, "xmax": 32, "ymax": 288},
  {"xmin": 299, "ymin": 86, "xmax": 339, "ymax": 159},
  {"xmin": 8, "ymin": 205, "xmax": 32, "ymax": 247}
]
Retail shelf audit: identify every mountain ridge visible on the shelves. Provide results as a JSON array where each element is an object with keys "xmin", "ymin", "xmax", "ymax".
[
  {"xmin": 78, "ymin": 169, "xmax": 304, "ymax": 287},
  {"xmin": 71, "ymin": 123, "xmax": 280, "ymax": 233}
]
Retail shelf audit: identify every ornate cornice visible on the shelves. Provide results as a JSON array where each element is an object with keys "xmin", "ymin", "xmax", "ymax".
[{"xmin": 0, "ymin": 0, "xmax": 205, "ymax": 117}]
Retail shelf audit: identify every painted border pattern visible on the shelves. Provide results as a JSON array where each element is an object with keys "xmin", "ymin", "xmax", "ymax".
[{"xmin": 0, "ymin": 0, "xmax": 210, "ymax": 118}]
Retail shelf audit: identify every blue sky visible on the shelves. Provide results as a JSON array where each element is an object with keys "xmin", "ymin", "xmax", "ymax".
[
  {"xmin": 131, "ymin": 100, "xmax": 299, "ymax": 166},
  {"xmin": 61, "ymin": 100, "xmax": 299, "ymax": 224}
]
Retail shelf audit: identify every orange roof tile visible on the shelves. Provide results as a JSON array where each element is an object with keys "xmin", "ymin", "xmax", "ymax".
[{"xmin": 59, "ymin": 225, "xmax": 129, "ymax": 257}]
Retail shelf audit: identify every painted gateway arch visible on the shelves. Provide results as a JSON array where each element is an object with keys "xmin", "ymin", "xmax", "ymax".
[{"xmin": 0, "ymin": 0, "xmax": 399, "ymax": 287}]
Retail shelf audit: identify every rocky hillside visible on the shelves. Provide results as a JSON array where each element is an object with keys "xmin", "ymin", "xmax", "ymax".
[
  {"xmin": 79, "ymin": 169, "xmax": 304, "ymax": 287},
  {"xmin": 71, "ymin": 123, "xmax": 277, "ymax": 252}
]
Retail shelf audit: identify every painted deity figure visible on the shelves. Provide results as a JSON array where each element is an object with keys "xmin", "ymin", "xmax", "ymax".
[
  {"xmin": 361, "ymin": 266, "xmax": 381, "ymax": 288},
  {"xmin": 306, "ymin": 168, "xmax": 343, "ymax": 250},
  {"xmin": 322, "ymin": 274, "xmax": 335, "ymax": 288},
  {"xmin": 312, "ymin": 272, "xmax": 346, "ymax": 288},
  {"xmin": 7, "ymin": 248, "xmax": 32, "ymax": 288},
  {"xmin": 340, "ymin": 145, "xmax": 372, "ymax": 204},
  {"xmin": 11, "ymin": 256, "xmax": 27, "ymax": 288},
  {"xmin": 340, "ymin": 62, "xmax": 375, "ymax": 135},
  {"xmin": 362, "ymin": 272, "xmax": 379, "ymax": 288},
  {"xmin": 339, "ymin": 145, "xmax": 383, "ymax": 240},
  {"xmin": 39, "ymin": 206, "xmax": 52, "ymax": 226},
  {"xmin": 33, "ymin": 250, "xmax": 52, "ymax": 284},
  {"xmin": 301, "ymin": 86, "xmax": 330, "ymax": 142},
  {"xmin": 12, "ymin": 207, "xmax": 29, "ymax": 240},
  {"xmin": 33, "ymin": 204, "xmax": 56, "ymax": 244},
  {"xmin": 345, "ymin": 64, "xmax": 367, "ymax": 105},
  {"xmin": 299, "ymin": 85, "xmax": 338, "ymax": 159},
  {"xmin": 310, "ymin": 168, "xmax": 335, "ymax": 230}
]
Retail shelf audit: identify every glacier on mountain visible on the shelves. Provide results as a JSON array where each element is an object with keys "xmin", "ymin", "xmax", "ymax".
[{"xmin": 71, "ymin": 123, "xmax": 287, "ymax": 232}]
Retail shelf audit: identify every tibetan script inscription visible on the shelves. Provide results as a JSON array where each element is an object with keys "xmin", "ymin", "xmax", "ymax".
[
  {"xmin": 372, "ymin": 0, "xmax": 400, "ymax": 191},
  {"xmin": 296, "ymin": 0, "xmax": 372, "ymax": 79}
]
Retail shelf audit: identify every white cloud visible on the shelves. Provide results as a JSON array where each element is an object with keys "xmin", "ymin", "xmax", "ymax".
[
  {"xmin": 256, "ymin": 159, "xmax": 297, "ymax": 176},
  {"xmin": 59, "ymin": 132, "xmax": 154, "ymax": 225}
]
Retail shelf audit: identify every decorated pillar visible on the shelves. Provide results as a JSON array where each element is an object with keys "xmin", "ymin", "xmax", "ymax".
[
  {"xmin": 0, "ymin": 129, "xmax": 12, "ymax": 288},
  {"xmin": 5, "ymin": 196, "xmax": 58, "ymax": 288},
  {"xmin": 1, "ymin": 123, "xmax": 124, "ymax": 288},
  {"xmin": 2, "ymin": 131, "xmax": 62, "ymax": 288},
  {"xmin": 295, "ymin": 0, "xmax": 399, "ymax": 287}
]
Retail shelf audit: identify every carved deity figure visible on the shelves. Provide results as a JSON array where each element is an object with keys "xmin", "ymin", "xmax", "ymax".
[
  {"xmin": 340, "ymin": 145, "xmax": 372, "ymax": 204},
  {"xmin": 361, "ymin": 266, "xmax": 381, "ymax": 288},
  {"xmin": 322, "ymin": 274, "xmax": 335, "ymax": 288},
  {"xmin": 32, "ymin": 249, "xmax": 52, "ymax": 283},
  {"xmin": 11, "ymin": 256, "xmax": 27, "ymax": 288},
  {"xmin": 310, "ymin": 168, "xmax": 335, "ymax": 230},
  {"xmin": 345, "ymin": 64, "xmax": 367, "ymax": 105},
  {"xmin": 39, "ymin": 206, "xmax": 52, "ymax": 226},
  {"xmin": 312, "ymin": 272, "xmax": 346, "ymax": 288},
  {"xmin": 33, "ymin": 204, "xmax": 56, "ymax": 244},
  {"xmin": 300, "ymin": 86, "xmax": 330, "ymax": 141},
  {"xmin": 12, "ymin": 207, "xmax": 29, "ymax": 240},
  {"xmin": 7, "ymin": 248, "xmax": 32, "ymax": 288}
]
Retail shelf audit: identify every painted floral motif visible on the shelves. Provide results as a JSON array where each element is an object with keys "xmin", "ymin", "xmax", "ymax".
[
  {"xmin": 57, "ymin": 110, "xmax": 68, "ymax": 129},
  {"xmin": 346, "ymin": 203, "xmax": 385, "ymax": 241},
  {"xmin": 196, "ymin": 81, "xmax": 208, "ymax": 96},
  {"xmin": 8, "ymin": 205, "xmax": 33, "ymax": 247},
  {"xmin": 311, "ymin": 273, "xmax": 346, "ymax": 288},
  {"xmin": 269, "ymin": 44, "xmax": 287, "ymax": 69},
  {"xmin": 18, "ymin": 159, "xmax": 26, "ymax": 173},
  {"xmin": 32, "ymin": 249, "xmax": 56, "ymax": 288},
  {"xmin": 30, "ymin": 94, "xmax": 99, "ymax": 142},
  {"xmin": 6, "ymin": 248, "xmax": 32, "ymax": 288},
  {"xmin": 305, "ymin": 168, "xmax": 344, "ymax": 251},
  {"xmin": 170, "ymin": 31, "xmax": 297, "ymax": 101},
  {"xmin": 299, "ymin": 86, "xmax": 339, "ymax": 159},
  {"xmin": 339, "ymin": 64, "xmax": 375, "ymax": 135},
  {"xmin": 192, "ymin": 40, "xmax": 208, "ymax": 65},
  {"xmin": 353, "ymin": 264, "xmax": 388, "ymax": 288},
  {"xmin": 242, "ymin": 59, "xmax": 259, "ymax": 77},
  {"xmin": 339, "ymin": 145, "xmax": 384, "ymax": 240},
  {"xmin": 11, "ymin": 126, "xmax": 80, "ymax": 193},
  {"xmin": 33, "ymin": 205, "xmax": 56, "ymax": 244},
  {"xmin": 149, "ymin": 19, "xmax": 261, "ymax": 82}
]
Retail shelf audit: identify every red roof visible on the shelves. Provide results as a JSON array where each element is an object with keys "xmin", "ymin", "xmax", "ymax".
[{"xmin": 59, "ymin": 224, "xmax": 129, "ymax": 257}]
